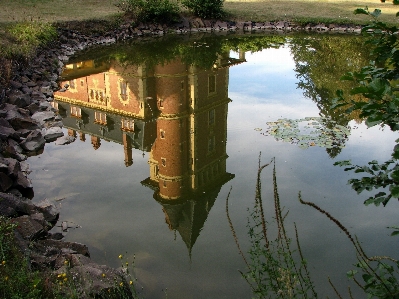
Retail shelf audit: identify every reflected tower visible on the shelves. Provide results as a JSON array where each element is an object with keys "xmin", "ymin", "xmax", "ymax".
[{"xmin": 53, "ymin": 45, "xmax": 246, "ymax": 255}]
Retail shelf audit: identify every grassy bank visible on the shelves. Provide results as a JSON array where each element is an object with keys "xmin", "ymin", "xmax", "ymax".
[
  {"xmin": 1, "ymin": 0, "xmax": 398, "ymax": 24},
  {"xmin": 0, "ymin": 0, "xmax": 398, "ymax": 61}
]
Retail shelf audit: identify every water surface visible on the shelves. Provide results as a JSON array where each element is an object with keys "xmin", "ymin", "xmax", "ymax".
[{"xmin": 28, "ymin": 33, "xmax": 399, "ymax": 298}]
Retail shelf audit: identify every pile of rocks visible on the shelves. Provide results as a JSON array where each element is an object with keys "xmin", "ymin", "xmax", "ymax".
[{"xmin": 0, "ymin": 25, "xmax": 137, "ymax": 299}]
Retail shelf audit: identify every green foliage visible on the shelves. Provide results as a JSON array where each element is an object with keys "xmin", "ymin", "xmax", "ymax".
[
  {"xmin": 181, "ymin": 0, "xmax": 224, "ymax": 19},
  {"xmin": 289, "ymin": 34, "xmax": 371, "ymax": 158},
  {"xmin": 334, "ymin": 158, "xmax": 399, "ymax": 206},
  {"xmin": 70, "ymin": 34, "xmax": 286, "ymax": 70},
  {"xmin": 115, "ymin": 0, "xmax": 180, "ymax": 24},
  {"xmin": 6, "ymin": 21, "xmax": 57, "ymax": 57},
  {"xmin": 300, "ymin": 197, "xmax": 399, "ymax": 298},
  {"xmin": 227, "ymin": 157, "xmax": 317, "ymax": 298},
  {"xmin": 332, "ymin": 8, "xmax": 399, "ymax": 206},
  {"xmin": 0, "ymin": 216, "xmax": 45, "ymax": 299}
]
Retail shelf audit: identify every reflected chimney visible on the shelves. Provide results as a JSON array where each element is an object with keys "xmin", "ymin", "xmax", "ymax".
[
  {"xmin": 68, "ymin": 129, "xmax": 77, "ymax": 138},
  {"xmin": 123, "ymin": 133, "xmax": 133, "ymax": 167},
  {"xmin": 91, "ymin": 136, "xmax": 101, "ymax": 150},
  {"xmin": 79, "ymin": 131, "xmax": 86, "ymax": 142}
]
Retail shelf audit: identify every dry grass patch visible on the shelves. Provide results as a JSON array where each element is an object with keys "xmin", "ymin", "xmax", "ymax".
[{"xmin": 224, "ymin": 0, "xmax": 399, "ymax": 24}]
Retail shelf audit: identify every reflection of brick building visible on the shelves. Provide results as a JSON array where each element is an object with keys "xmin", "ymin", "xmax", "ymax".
[{"xmin": 54, "ymin": 50, "xmax": 245, "ymax": 252}]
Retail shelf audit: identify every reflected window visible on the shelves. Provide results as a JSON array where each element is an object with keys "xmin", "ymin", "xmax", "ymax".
[
  {"xmin": 208, "ymin": 136, "xmax": 215, "ymax": 153},
  {"xmin": 95, "ymin": 111, "xmax": 107, "ymax": 124},
  {"xmin": 159, "ymin": 99, "xmax": 164, "ymax": 108},
  {"xmin": 70, "ymin": 106, "xmax": 81, "ymax": 118},
  {"xmin": 120, "ymin": 81, "xmax": 128, "ymax": 100},
  {"xmin": 208, "ymin": 75, "xmax": 216, "ymax": 94},
  {"xmin": 69, "ymin": 80, "xmax": 76, "ymax": 89},
  {"xmin": 160, "ymin": 130, "xmax": 165, "ymax": 139},
  {"xmin": 209, "ymin": 109, "xmax": 215, "ymax": 126},
  {"xmin": 121, "ymin": 119, "xmax": 134, "ymax": 132},
  {"xmin": 161, "ymin": 158, "xmax": 166, "ymax": 167}
]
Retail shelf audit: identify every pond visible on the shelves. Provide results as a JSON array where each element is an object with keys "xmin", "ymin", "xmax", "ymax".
[{"xmin": 28, "ymin": 33, "xmax": 399, "ymax": 298}]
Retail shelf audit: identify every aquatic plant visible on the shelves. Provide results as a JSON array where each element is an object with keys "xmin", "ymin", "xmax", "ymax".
[
  {"xmin": 299, "ymin": 196, "xmax": 399, "ymax": 298},
  {"xmin": 226, "ymin": 155, "xmax": 318, "ymax": 298},
  {"xmin": 228, "ymin": 156, "xmax": 399, "ymax": 298},
  {"xmin": 263, "ymin": 116, "xmax": 350, "ymax": 151}
]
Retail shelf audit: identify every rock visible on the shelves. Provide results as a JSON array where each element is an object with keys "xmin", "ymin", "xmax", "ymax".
[
  {"xmin": 55, "ymin": 135, "xmax": 75, "ymax": 145},
  {"xmin": 0, "ymin": 125, "xmax": 19, "ymax": 141},
  {"xmin": 26, "ymin": 102, "xmax": 41, "ymax": 115},
  {"xmin": 8, "ymin": 92, "xmax": 31, "ymax": 108},
  {"xmin": 36, "ymin": 198, "xmax": 59, "ymax": 223},
  {"xmin": 20, "ymin": 130, "xmax": 45, "ymax": 152},
  {"xmin": 15, "ymin": 171, "xmax": 32, "ymax": 189},
  {"xmin": 9, "ymin": 80, "xmax": 23, "ymax": 89},
  {"xmin": 37, "ymin": 239, "xmax": 90, "ymax": 257},
  {"xmin": 7, "ymin": 115, "xmax": 40, "ymax": 131},
  {"xmin": 31, "ymin": 111, "xmax": 55, "ymax": 124},
  {"xmin": 0, "ymin": 172, "xmax": 13, "ymax": 192},
  {"xmin": 54, "ymin": 263, "xmax": 133, "ymax": 299},
  {"xmin": 5, "ymin": 139, "xmax": 26, "ymax": 160},
  {"xmin": 43, "ymin": 127, "xmax": 64, "ymax": 141},
  {"xmin": 13, "ymin": 214, "xmax": 46, "ymax": 241},
  {"xmin": 0, "ymin": 192, "xmax": 36, "ymax": 216}
]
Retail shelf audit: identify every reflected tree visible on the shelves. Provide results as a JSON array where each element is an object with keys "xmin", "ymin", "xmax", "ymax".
[{"xmin": 289, "ymin": 34, "xmax": 371, "ymax": 157}]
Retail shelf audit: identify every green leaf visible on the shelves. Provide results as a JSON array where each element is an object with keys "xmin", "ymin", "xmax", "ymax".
[
  {"xmin": 350, "ymin": 86, "xmax": 369, "ymax": 95},
  {"xmin": 391, "ymin": 231, "xmax": 399, "ymax": 236},
  {"xmin": 368, "ymin": 78, "xmax": 390, "ymax": 96},
  {"xmin": 340, "ymin": 74, "xmax": 354, "ymax": 81},
  {"xmin": 365, "ymin": 114, "xmax": 383, "ymax": 127},
  {"xmin": 391, "ymin": 169, "xmax": 399, "ymax": 181},
  {"xmin": 347, "ymin": 270, "xmax": 357, "ymax": 279},
  {"xmin": 334, "ymin": 160, "xmax": 352, "ymax": 166},
  {"xmin": 354, "ymin": 8, "xmax": 369, "ymax": 15},
  {"xmin": 390, "ymin": 185, "xmax": 399, "ymax": 198}
]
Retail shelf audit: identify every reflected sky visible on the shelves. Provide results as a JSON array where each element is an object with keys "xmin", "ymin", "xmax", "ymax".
[{"xmin": 27, "ymin": 35, "xmax": 399, "ymax": 299}]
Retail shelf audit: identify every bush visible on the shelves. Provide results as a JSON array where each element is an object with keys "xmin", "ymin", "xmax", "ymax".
[
  {"xmin": 181, "ymin": 0, "xmax": 225, "ymax": 19},
  {"xmin": 115, "ymin": 0, "xmax": 180, "ymax": 23}
]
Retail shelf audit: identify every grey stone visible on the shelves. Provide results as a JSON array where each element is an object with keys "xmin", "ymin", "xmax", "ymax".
[
  {"xmin": 31, "ymin": 111, "xmax": 55, "ymax": 124},
  {"xmin": 0, "ymin": 125, "xmax": 19, "ymax": 140},
  {"xmin": 20, "ymin": 130, "xmax": 45, "ymax": 152},
  {"xmin": 43, "ymin": 127, "xmax": 64, "ymax": 141},
  {"xmin": 14, "ymin": 215, "xmax": 46, "ymax": 241},
  {"xmin": 39, "ymin": 101, "xmax": 52, "ymax": 111},
  {"xmin": 38, "ymin": 239, "xmax": 90, "ymax": 257},
  {"xmin": 8, "ymin": 117, "xmax": 40, "ymax": 131},
  {"xmin": 15, "ymin": 171, "xmax": 32, "ymax": 189},
  {"xmin": 8, "ymin": 92, "xmax": 31, "ymax": 108},
  {"xmin": 0, "ymin": 172, "xmax": 13, "ymax": 192},
  {"xmin": 55, "ymin": 135, "xmax": 75, "ymax": 145},
  {"xmin": 36, "ymin": 198, "xmax": 59, "ymax": 222}
]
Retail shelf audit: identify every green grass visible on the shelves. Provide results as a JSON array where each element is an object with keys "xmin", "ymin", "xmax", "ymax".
[
  {"xmin": 0, "ymin": 216, "xmax": 47, "ymax": 299},
  {"xmin": 224, "ymin": 0, "xmax": 399, "ymax": 24}
]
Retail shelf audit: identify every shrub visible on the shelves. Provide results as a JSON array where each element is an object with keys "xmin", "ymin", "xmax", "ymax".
[
  {"xmin": 181, "ymin": 0, "xmax": 225, "ymax": 19},
  {"xmin": 115, "ymin": 0, "xmax": 180, "ymax": 23}
]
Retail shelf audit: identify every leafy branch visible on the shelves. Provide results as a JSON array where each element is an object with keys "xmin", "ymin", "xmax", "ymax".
[{"xmin": 332, "ymin": 7, "xmax": 399, "ymax": 206}]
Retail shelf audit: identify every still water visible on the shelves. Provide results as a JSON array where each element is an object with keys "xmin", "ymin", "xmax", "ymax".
[{"xmin": 28, "ymin": 33, "xmax": 398, "ymax": 298}]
